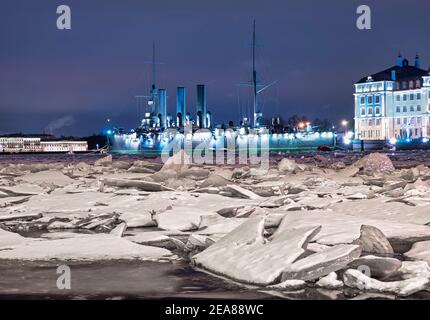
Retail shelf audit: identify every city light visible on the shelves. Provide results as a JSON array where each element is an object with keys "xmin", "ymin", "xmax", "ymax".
[
  {"xmin": 341, "ymin": 120, "xmax": 348, "ymax": 127},
  {"xmin": 389, "ymin": 137, "xmax": 397, "ymax": 145}
]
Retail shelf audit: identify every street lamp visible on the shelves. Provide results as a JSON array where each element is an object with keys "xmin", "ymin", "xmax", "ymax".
[{"xmin": 341, "ymin": 120, "xmax": 349, "ymax": 136}]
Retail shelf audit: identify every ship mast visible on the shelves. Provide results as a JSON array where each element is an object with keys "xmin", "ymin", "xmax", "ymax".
[
  {"xmin": 252, "ymin": 20, "xmax": 258, "ymax": 128},
  {"xmin": 152, "ymin": 42, "xmax": 156, "ymax": 90},
  {"xmin": 149, "ymin": 42, "xmax": 158, "ymax": 117}
]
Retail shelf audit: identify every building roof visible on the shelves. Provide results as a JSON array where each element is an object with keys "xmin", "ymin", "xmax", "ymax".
[{"xmin": 356, "ymin": 60, "xmax": 429, "ymax": 84}]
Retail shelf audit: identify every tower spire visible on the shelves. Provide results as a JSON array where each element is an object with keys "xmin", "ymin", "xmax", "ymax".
[
  {"xmin": 396, "ymin": 51, "xmax": 403, "ymax": 67},
  {"xmin": 415, "ymin": 52, "xmax": 421, "ymax": 68}
]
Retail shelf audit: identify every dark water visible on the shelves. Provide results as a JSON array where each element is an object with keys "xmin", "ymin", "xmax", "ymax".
[{"xmin": 0, "ymin": 260, "xmax": 273, "ymax": 300}]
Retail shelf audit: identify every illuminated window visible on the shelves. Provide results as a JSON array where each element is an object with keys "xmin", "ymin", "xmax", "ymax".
[
  {"xmin": 367, "ymin": 96, "xmax": 373, "ymax": 104},
  {"xmin": 396, "ymin": 106, "xmax": 401, "ymax": 113},
  {"xmin": 368, "ymin": 107, "xmax": 373, "ymax": 115},
  {"xmin": 403, "ymin": 94, "xmax": 407, "ymax": 101},
  {"xmin": 396, "ymin": 95, "xmax": 401, "ymax": 101},
  {"xmin": 375, "ymin": 107, "xmax": 380, "ymax": 114},
  {"xmin": 417, "ymin": 93, "xmax": 421, "ymax": 100},
  {"xmin": 403, "ymin": 106, "xmax": 407, "ymax": 112},
  {"xmin": 360, "ymin": 96, "xmax": 365, "ymax": 104},
  {"xmin": 410, "ymin": 106, "xmax": 415, "ymax": 112},
  {"xmin": 410, "ymin": 94, "xmax": 415, "ymax": 100},
  {"xmin": 417, "ymin": 105, "xmax": 422, "ymax": 112},
  {"xmin": 396, "ymin": 118, "xmax": 401, "ymax": 125}
]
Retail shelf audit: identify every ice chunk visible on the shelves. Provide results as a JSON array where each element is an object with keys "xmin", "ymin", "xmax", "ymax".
[
  {"xmin": 282, "ymin": 244, "xmax": 361, "ymax": 281},
  {"xmin": 0, "ymin": 234, "xmax": 172, "ymax": 261},
  {"xmin": 343, "ymin": 269, "xmax": 429, "ymax": 297},
  {"xmin": 193, "ymin": 217, "xmax": 321, "ymax": 285}
]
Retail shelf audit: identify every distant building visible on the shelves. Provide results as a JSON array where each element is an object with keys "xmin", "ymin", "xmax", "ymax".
[
  {"xmin": 0, "ymin": 137, "xmax": 88, "ymax": 153},
  {"xmin": 0, "ymin": 137, "xmax": 41, "ymax": 153},
  {"xmin": 354, "ymin": 53, "xmax": 430, "ymax": 141},
  {"xmin": 40, "ymin": 141, "xmax": 88, "ymax": 152}
]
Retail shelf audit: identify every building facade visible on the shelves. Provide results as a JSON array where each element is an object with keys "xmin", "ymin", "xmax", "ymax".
[
  {"xmin": 354, "ymin": 54, "xmax": 430, "ymax": 141},
  {"xmin": 0, "ymin": 137, "xmax": 41, "ymax": 153},
  {"xmin": 40, "ymin": 141, "xmax": 88, "ymax": 152},
  {"xmin": 0, "ymin": 138, "xmax": 88, "ymax": 153}
]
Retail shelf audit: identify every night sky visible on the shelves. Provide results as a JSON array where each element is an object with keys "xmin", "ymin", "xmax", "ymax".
[{"xmin": 1, "ymin": 0, "xmax": 430, "ymax": 136}]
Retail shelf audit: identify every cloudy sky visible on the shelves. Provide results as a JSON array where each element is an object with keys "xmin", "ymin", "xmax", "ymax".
[{"xmin": 1, "ymin": 0, "xmax": 429, "ymax": 135}]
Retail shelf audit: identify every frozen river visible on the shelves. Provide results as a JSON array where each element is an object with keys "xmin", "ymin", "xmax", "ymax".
[{"xmin": 2, "ymin": 151, "xmax": 430, "ymax": 300}]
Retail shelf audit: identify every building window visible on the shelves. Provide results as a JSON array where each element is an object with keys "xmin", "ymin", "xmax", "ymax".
[
  {"xmin": 368, "ymin": 107, "xmax": 373, "ymax": 115},
  {"xmin": 396, "ymin": 118, "xmax": 401, "ymax": 125},
  {"xmin": 403, "ymin": 118, "xmax": 407, "ymax": 125},
  {"xmin": 417, "ymin": 93, "xmax": 421, "ymax": 100},
  {"xmin": 396, "ymin": 106, "xmax": 401, "ymax": 113},
  {"xmin": 396, "ymin": 95, "xmax": 401, "ymax": 101},
  {"xmin": 410, "ymin": 81, "xmax": 414, "ymax": 89},
  {"xmin": 376, "ymin": 119, "xmax": 381, "ymax": 125},
  {"xmin": 361, "ymin": 108, "xmax": 366, "ymax": 116},
  {"xmin": 375, "ymin": 95, "xmax": 381, "ymax": 104},
  {"xmin": 367, "ymin": 96, "xmax": 373, "ymax": 104},
  {"xmin": 417, "ymin": 105, "xmax": 422, "ymax": 112},
  {"xmin": 416, "ymin": 80, "xmax": 421, "ymax": 88},
  {"xmin": 402, "ymin": 82, "xmax": 407, "ymax": 89},
  {"xmin": 410, "ymin": 94, "xmax": 415, "ymax": 100},
  {"xmin": 375, "ymin": 107, "xmax": 380, "ymax": 114},
  {"xmin": 411, "ymin": 117, "xmax": 416, "ymax": 125},
  {"xmin": 410, "ymin": 106, "xmax": 415, "ymax": 112},
  {"xmin": 360, "ymin": 96, "xmax": 365, "ymax": 104},
  {"xmin": 403, "ymin": 94, "xmax": 407, "ymax": 101},
  {"xmin": 418, "ymin": 117, "xmax": 422, "ymax": 124},
  {"xmin": 368, "ymin": 119, "xmax": 373, "ymax": 126},
  {"xmin": 403, "ymin": 106, "xmax": 407, "ymax": 112}
]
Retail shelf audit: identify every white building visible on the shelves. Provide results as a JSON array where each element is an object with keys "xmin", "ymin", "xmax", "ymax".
[
  {"xmin": 40, "ymin": 141, "xmax": 88, "ymax": 152},
  {"xmin": 354, "ymin": 54, "xmax": 430, "ymax": 141},
  {"xmin": 0, "ymin": 138, "xmax": 88, "ymax": 153},
  {"xmin": 0, "ymin": 137, "xmax": 41, "ymax": 153}
]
